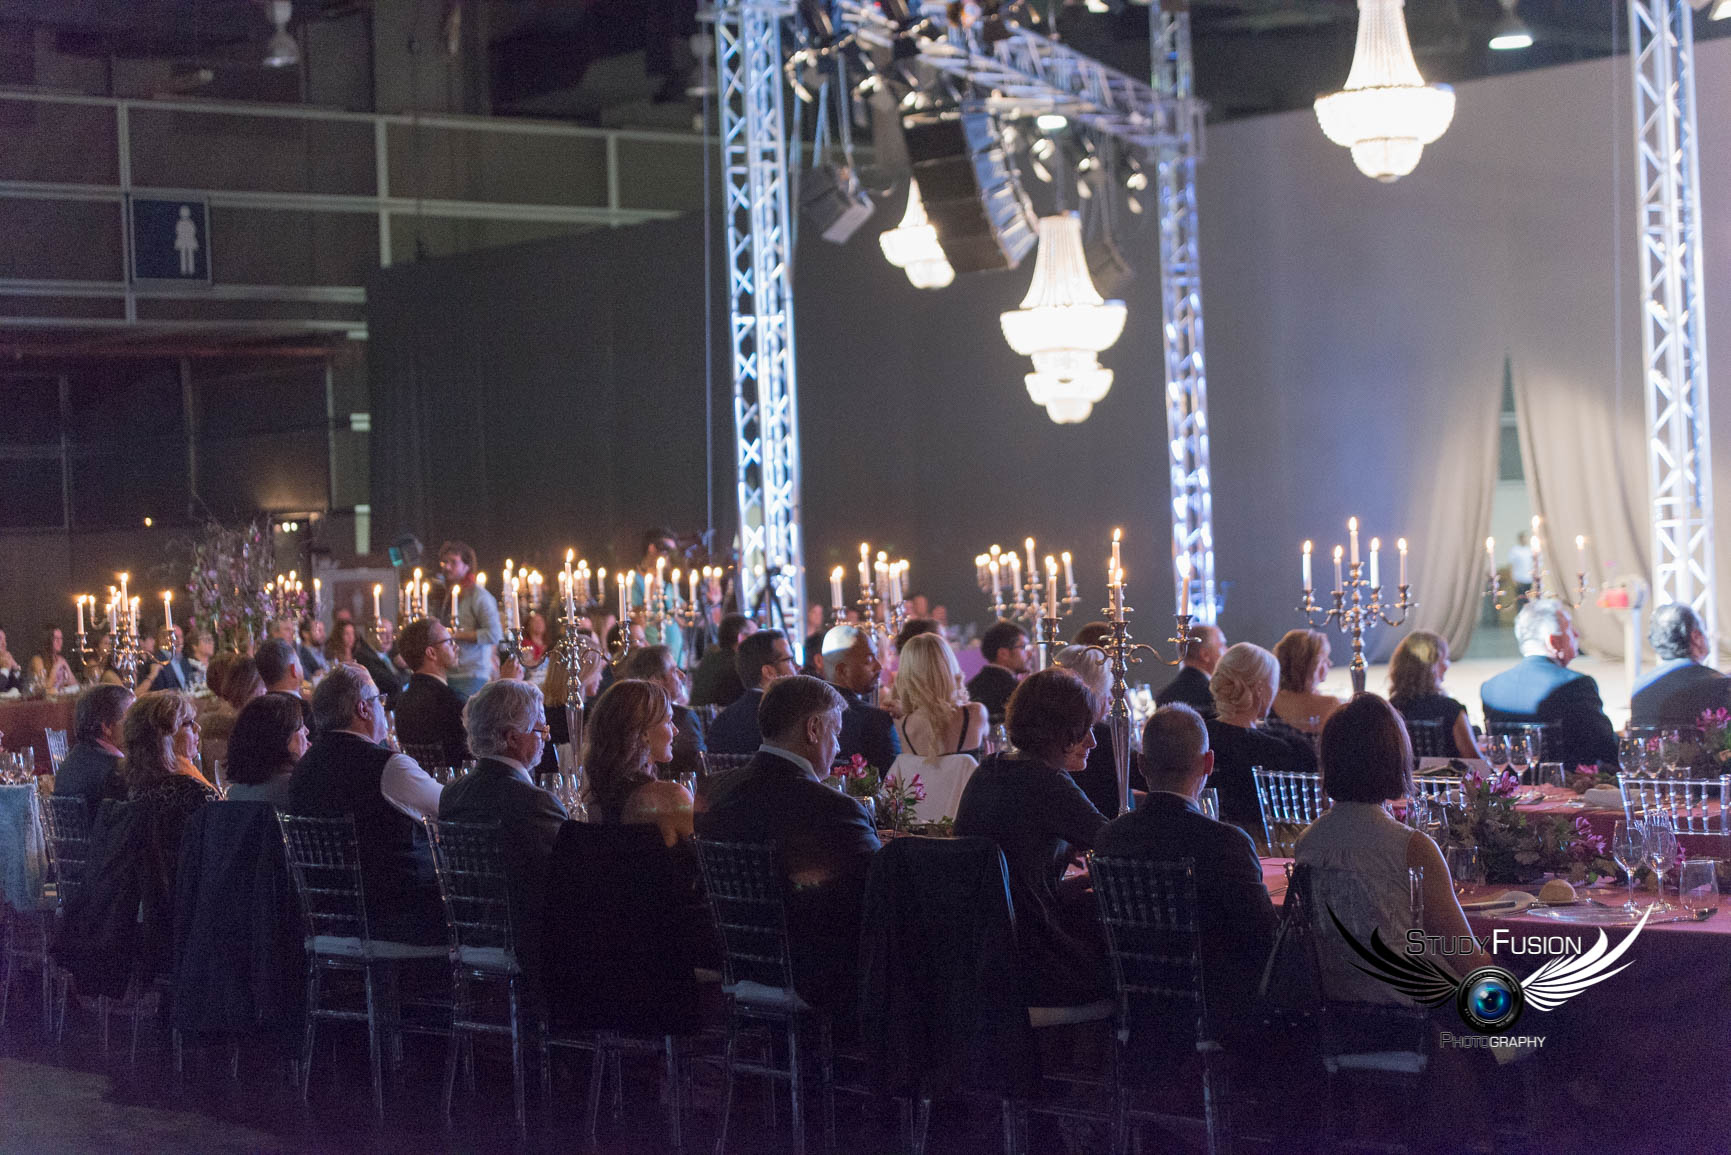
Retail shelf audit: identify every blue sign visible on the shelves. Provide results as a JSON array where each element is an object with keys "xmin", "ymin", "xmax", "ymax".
[{"xmin": 129, "ymin": 196, "xmax": 211, "ymax": 283}]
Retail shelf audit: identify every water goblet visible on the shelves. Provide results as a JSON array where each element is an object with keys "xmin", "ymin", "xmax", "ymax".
[
  {"xmin": 1612, "ymin": 819, "xmax": 1648, "ymax": 911},
  {"xmin": 1507, "ymin": 734, "xmax": 1533, "ymax": 784},
  {"xmin": 1679, "ymin": 858, "xmax": 1719, "ymax": 918},
  {"xmin": 1197, "ymin": 787, "xmax": 1219, "ymax": 822},
  {"xmin": 1444, "ymin": 845, "xmax": 1483, "ymax": 893},
  {"xmin": 1646, "ymin": 820, "xmax": 1679, "ymax": 909},
  {"xmin": 1485, "ymin": 734, "xmax": 1510, "ymax": 774}
]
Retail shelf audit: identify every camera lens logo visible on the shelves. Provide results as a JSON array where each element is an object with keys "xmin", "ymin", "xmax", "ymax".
[{"xmin": 1457, "ymin": 966, "xmax": 1524, "ymax": 1033}]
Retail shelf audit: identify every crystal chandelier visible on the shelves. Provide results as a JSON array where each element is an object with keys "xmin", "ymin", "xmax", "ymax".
[
  {"xmin": 999, "ymin": 213, "xmax": 1126, "ymax": 424},
  {"xmin": 1314, "ymin": 0, "xmax": 1456, "ymax": 182},
  {"xmin": 878, "ymin": 178, "xmax": 954, "ymax": 290}
]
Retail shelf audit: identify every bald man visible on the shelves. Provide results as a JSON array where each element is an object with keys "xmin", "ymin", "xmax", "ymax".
[
  {"xmin": 820, "ymin": 624, "xmax": 900, "ymax": 772},
  {"xmin": 1156, "ymin": 624, "xmax": 1224, "ymax": 718}
]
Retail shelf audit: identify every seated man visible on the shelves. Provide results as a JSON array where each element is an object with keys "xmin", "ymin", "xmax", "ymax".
[
  {"xmin": 1631, "ymin": 603, "xmax": 1730, "ymax": 729},
  {"xmin": 440, "ymin": 680, "xmax": 567, "ymax": 981},
  {"xmin": 696, "ymin": 675, "xmax": 881, "ymax": 1018},
  {"xmin": 705, "ymin": 628, "xmax": 797, "ymax": 755},
  {"xmin": 619, "ymin": 644, "xmax": 706, "ymax": 781},
  {"xmin": 288, "ymin": 663, "xmax": 446, "ymax": 945},
  {"xmin": 1481, "ymin": 599, "xmax": 1619, "ymax": 767},
  {"xmin": 690, "ymin": 613, "xmax": 756, "ymax": 710},
  {"xmin": 254, "ymin": 637, "xmax": 312, "ymax": 728},
  {"xmin": 52, "ymin": 684, "xmax": 135, "ymax": 822},
  {"xmin": 142, "ymin": 626, "xmax": 193, "ymax": 693},
  {"xmin": 1095, "ymin": 703, "xmax": 1277, "ymax": 1029},
  {"xmin": 967, "ymin": 620, "xmax": 1029, "ymax": 725},
  {"xmin": 393, "ymin": 618, "xmax": 471, "ymax": 767},
  {"xmin": 298, "ymin": 618, "xmax": 329, "ymax": 681},
  {"xmin": 1156, "ymin": 624, "xmax": 1225, "ymax": 718},
  {"xmin": 820, "ymin": 624, "xmax": 899, "ymax": 772}
]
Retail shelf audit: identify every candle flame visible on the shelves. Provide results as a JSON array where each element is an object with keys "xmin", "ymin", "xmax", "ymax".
[
  {"xmin": 989, "ymin": 544, "xmax": 1001, "ymax": 556},
  {"xmin": 1025, "ymin": 537, "xmax": 1035, "ymax": 551},
  {"xmin": 1347, "ymin": 517, "xmax": 1357, "ymax": 533},
  {"xmin": 1061, "ymin": 550, "xmax": 1072, "ymax": 564},
  {"xmin": 1044, "ymin": 555, "xmax": 1057, "ymax": 574},
  {"xmin": 1397, "ymin": 538, "xmax": 1408, "ymax": 553},
  {"xmin": 1112, "ymin": 528, "xmax": 1122, "ymax": 542},
  {"xmin": 1332, "ymin": 546, "xmax": 1344, "ymax": 560},
  {"xmin": 1303, "ymin": 540, "xmax": 1313, "ymax": 553},
  {"xmin": 566, "ymin": 548, "xmax": 575, "ymax": 563},
  {"xmin": 832, "ymin": 566, "xmax": 844, "ymax": 580},
  {"xmin": 1486, "ymin": 536, "xmax": 1494, "ymax": 552},
  {"xmin": 374, "ymin": 583, "xmax": 383, "ymax": 595},
  {"xmin": 1575, "ymin": 534, "xmax": 1585, "ymax": 550},
  {"xmin": 119, "ymin": 572, "xmax": 129, "ymax": 583},
  {"xmin": 1370, "ymin": 537, "xmax": 1381, "ymax": 551}
]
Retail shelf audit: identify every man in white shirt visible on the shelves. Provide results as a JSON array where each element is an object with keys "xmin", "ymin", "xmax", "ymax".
[{"xmin": 1508, "ymin": 531, "xmax": 1535, "ymax": 599}]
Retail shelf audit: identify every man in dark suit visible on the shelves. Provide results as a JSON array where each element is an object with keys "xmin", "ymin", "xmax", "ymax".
[
  {"xmin": 1631, "ymin": 603, "xmax": 1730, "ymax": 729},
  {"xmin": 691, "ymin": 613, "xmax": 756, "ymax": 710},
  {"xmin": 439, "ymin": 679, "xmax": 567, "ymax": 982},
  {"xmin": 697, "ymin": 675, "xmax": 881, "ymax": 1019},
  {"xmin": 141, "ymin": 626, "xmax": 195, "ymax": 693},
  {"xmin": 393, "ymin": 618, "xmax": 471, "ymax": 766},
  {"xmin": 705, "ymin": 628, "xmax": 797, "ymax": 755},
  {"xmin": 1156, "ymin": 624, "xmax": 1225, "ymax": 718},
  {"xmin": 820, "ymin": 624, "xmax": 900, "ymax": 772},
  {"xmin": 1481, "ymin": 600, "xmax": 1619, "ymax": 767},
  {"xmin": 254, "ymin": 637, "xmax": 312, "ymax": 729},
  {"xmin": 620, "ymin": 644, "xmax": 707, "ymax": 780},
  {"xmin": 298, "ymin": 618, "xmax": 329, "ymax": 682},
  {"xmin": 52, "ymin": 684, "xmax": 134, "ymax": 822},
  {"xmin": 967, "ymin": 620, "xmax": 1030, "ymax": 724},
  {"xmin": 1095, "ymin": 702, "xmax": 1277, "ymax": 1028}
]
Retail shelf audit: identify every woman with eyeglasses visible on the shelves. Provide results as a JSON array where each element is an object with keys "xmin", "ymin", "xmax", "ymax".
[{"xmin": 126, "ymin": 692, "xmax": 217, "ymax": 960}]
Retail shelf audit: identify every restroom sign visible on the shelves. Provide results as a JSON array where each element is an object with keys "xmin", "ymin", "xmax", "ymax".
[{"xmin": 129, "ymin": 196, "xmax": 211, "ymax": 283}]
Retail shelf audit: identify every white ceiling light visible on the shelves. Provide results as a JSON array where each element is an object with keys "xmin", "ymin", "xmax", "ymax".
[
  {"xmin": 1488, "ymin": 0, "xmax": 1534, "ymax": 50},
  {"xmin": 1000, "ymin": 213, "xmax": 1126, "ymax": 424},
  {"xmin": 878, "ymin": 178, "xmax": 955, "ymax": 290},
  {"xmin": 1314, "ymin": 0, "xmax": 1456, "ymax": 182},
  {"xmin": 263, "ymin": 1, "xmax": 300, "ymax": 68}
]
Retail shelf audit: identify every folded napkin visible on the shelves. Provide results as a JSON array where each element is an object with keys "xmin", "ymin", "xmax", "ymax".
[
  {"xmin": 1582, "ymin": 786, "xmax": 1625, "ymax": 809},
  {"xmin": 0, "ymin": 689, "xmax": 19, "ymax": 700},
  {"xmin": 1461, "ymin": 890, "xmax": 1539, "ymax": 913}
]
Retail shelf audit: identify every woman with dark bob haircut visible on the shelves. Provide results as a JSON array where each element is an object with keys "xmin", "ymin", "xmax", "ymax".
[
  {"xmin": 223, "ymin": 692, "xmax": 310, "ymax": 808},
  {"xmin": 1295, "ymin": 694, "xmax": 1489, "ymax": 1003},
  {"xmin": 954, "ymin": 668, "xmax": 1109, "ymax": 1005}
]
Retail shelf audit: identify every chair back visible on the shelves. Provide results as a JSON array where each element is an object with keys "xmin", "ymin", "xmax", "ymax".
[
  {"xmin": 402, "ymin": 743, "xmax": 453, "ymax": 778},
  {"xmin": 1485, "ymin": 720, "xmax": 1550, "ymax": 762},
  {"xmin": 1252, "ymin": 768, "xmax": 1329, "ymax": 856},
  {"xmin": 427, "ymin": 820, "xmax": 515, "ymax": 963},
  {"xmin": 1089, "ymin": 855, "xmax": 1211, "ymax": 1060},
  {"xmin": 701, "ymin": 752, "xmax": 753, "ymax": 775},
  {"xmin": 1620, "ymin": 775, "xmax": 1730, "ymax": 833},
  {"xmin": 44, "ymin": 728, "xmax": 69, "ymax": 771},
  {"xmin": 276, "ymin": 813, "xmax": 374, "ymax": 945},
  {"xmin": 693, "ymin": 838, "xmax": 795, "ymax": 993},
  {"xmin": 1410, "ymin": 775, "xmax": 1468, "ymax": 808},
  {"xmin": 1401, "ymin": 718, "xmax": 1451, "ymax": 759},
  {"xmin": 41, "ymin": 796, "xmax": 94, "ymax": 908}
]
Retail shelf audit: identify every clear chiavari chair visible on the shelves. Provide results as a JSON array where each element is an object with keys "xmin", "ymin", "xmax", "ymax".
[
  {"xmin": 1620, "ymin": 774, "xmax": 1731, "ymax": 834},
  {"xmin": 43, "ymin": 729, "xmax": 69, "ymax": 773},
  {"xmin": 1409, "ymin": 776, "xmax": 1468, "ymax": 809},
  {"xmin": 1251, "ymin": 768, "xmax": 1329, "ymax": 857}
]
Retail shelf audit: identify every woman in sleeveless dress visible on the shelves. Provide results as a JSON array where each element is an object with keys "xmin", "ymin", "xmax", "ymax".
[
  {"xmin": 891, "ymin": 633, "xmax": 987, "ymax": 758},
  {"xmin": 1387, "ymin": 630, "xmax": 1479, "ymax": 759},
  {"xmin": 583, "ymin": 679, "xmax": 693, "ymax": 844}
]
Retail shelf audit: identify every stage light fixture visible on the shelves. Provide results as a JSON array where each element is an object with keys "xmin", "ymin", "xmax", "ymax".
[
  {"xmin": 1488, "ymin": 0, "xmax": 1534, "ymax": 50},
  {"xmin": 903, "ymin": 109, "xmax": 1037, "ymax": 273}
]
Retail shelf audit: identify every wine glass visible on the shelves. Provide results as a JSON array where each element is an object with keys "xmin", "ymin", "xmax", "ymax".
[
  {"xmin": 1612, "ymin": 819, "xmax": 1648, "ymax": 911},
  {"xmin": 1645, "ymin": 817, "xmax": 1679, "ymax": 909},
  {"xmin": 1485, "ymin": 734, "xmax": 1510, "ymax": 774},
  {"xmin": 1507, "ymin": 733, "xmax": 1533, "ymax": 785}
]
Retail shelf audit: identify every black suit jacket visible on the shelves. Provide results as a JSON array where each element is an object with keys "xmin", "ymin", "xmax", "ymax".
[
  {"xmin": 836, "ymin": 688, "xmax": 900, "ymax": 772},
  {"xmin": 395, "ymin": 673, "xmax": 471, "ymax": 764},
  {"xmin": 148, "ymin": 654, "xmax": 193, "ymax": 693},
  {"xmin": 1481, "ymin": 655, "xmax": 1619, "ymax": 767},
  {"xmin": 354, "ymin": 641, "xmax": 405, "ymax": 706},
  {"xmin": 439, "ymin": 758, "xmax": 568, "ymax": 980},
  {"xmin": 1155, "ymin": 665, "xmax": 1215, "ymax": 717},
  {"xmin": 1095, "ymin": 792, "xmax": 1278, "ymax": 1027},
  {"xmin": 705, "ymin": 687, "xmax": 764, "ymax": 755},
  {"xmin": 52, "ymin": 741, "xmax": 126, "ymax": 823},
  {"xmin": 695, "ymin": 750, "xmax": 882, "ymax": 1013},
  {"xmin": 1630, "ymin": 658, "xmax": 1731, "ymax": 730},
  {"xmin": 966, "ymin": 664, "xmax": 1020, "ymax": 724},
  {"xmin": 690, "ymin": 645, "xmax": 746, "ymax": 709}
]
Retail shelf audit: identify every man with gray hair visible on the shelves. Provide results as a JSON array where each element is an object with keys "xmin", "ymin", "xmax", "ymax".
[
  {"xmin": 1095, "ymin": 703, "xmax": 1276, "ymax": 1024},
  {"xmin": 1480, "ymin": 599, "xmax": 1618, "ymax": 766},
  {"xmin": 440, "ymin": 680, "xmax": 567, "ymax": 980},
  {"xmin": 1631, "ymin": 602, "xmax": 1729, "ymax": 728},
  {"xmin": 820, "ymin": 624, "xmax": 899, "ymax": 771}
]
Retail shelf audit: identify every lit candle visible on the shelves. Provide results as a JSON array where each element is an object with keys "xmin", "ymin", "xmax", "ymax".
[
  {"xmin": 507, "ymin": 578, "xmax": 520, "ymax": 631},
  {"xmin": 976, "ymin": 555, "xmax": 989, "ymax": 586},
  {"xmin": 1006, "ymin": 552, "xmax": 1021, "ymax": 593},
  {"xmin": 163, "ymin": 591, "xmax": 174, "ymax": 631},
  {"xmin": 1532, "ymin": 534, "xmax": 1543, "ymax": 563},
  {"xmin": 1348, "ymin": 517, "xmax": 1359, "ymax": 566},
  {"xmin": 1176, "ymin": 553, "xmax": 1191, "ymax": 614},
  {"xmin": 618, "ymin": 571, "xmax": 628, "ymax": 623},
  {"xmin": 989, "ymin": 558, "xmax": 1001, "ymax": 599},
  {"xmin": 312, "ymin": 577, "xmax": 321, "ymax": 613},
  {"xmin": 1531, "ymin": 514, "xmax": 1542, "ymax": 538},
  {"xmin": 1061, "ymin": 550, "xmax": 1075, "ymax": 594},
  {"xmin": 670, "ymin": 569, "xmax": 682, "ymax": 610},
  {"xmin": 889, "ymin": 564, "xmax": 902, "ymax": 608},
  {"xmin": 1025, "ymin": 537, "xmax": 1038, "ymax": 585},
  {"xmin": 1397, "ymin": 538, "xmax": 1408, "ymax": 586},
  {"xmin": 1369, "ymin": 537, "xmax": 1381, "ymax": 588},
  {"xmin": 690, "ymin": 568, "xmax": 699, "ymax": 604},
  {"xmin": 1302, "ymin": 540, "xmax": 1313, "ymax": 591},
  {"xmin": 595, "ymin": 568, "xmax": 606, "ymax": 603},
  {"xmin": 859, "ymin": 542, "xmax": 872, "ymax": 599},
  {"xmin": 830, "ymin": 566, "xmax": 845, "ymax": 610},
  {"xmin": 1045, "ymin": 556, "xmax": 1058, "ymax": 618},
  {"xmin": 1485, "ymin": 536, "xmax": 1495, "ymax": 575},
  {"xmin": 75, "ymin": 595, "xmax": 85, "ymax": 635},
  {"xmin": 421, "ymin": 580, "xmax": 431, "ymax": 617},
  {"xmin": 1575, "ymin": 534, "xmax": 1586, "ymax": 576},
  {"xmin": 475, "ymin": 572, "xmax": 486, "ymax": 589},
  {"xmin": 130, "ymin": 596, "xmax": 140, "ymax": 633},
  {"xmin": 119, "ymin": 571, "xmax": 129, "ymax": 607},
  {"xmin": 449, "ymin": 583, "xmax": 459, "ymax": 626},
  {"xmin": 565, "ymin": 548, "xmax": 575, "ymax": 590},
  {"xmin": 372, "ymin": 583, "xmax": 382, "ymax": 621},
  {"xmin": 1333, "ymin": 545, "xmax": 1344, "ymax": 591},
  {"xmin": 1111, "ymin": 529, "xmax": 1123, "ymax": 577}
]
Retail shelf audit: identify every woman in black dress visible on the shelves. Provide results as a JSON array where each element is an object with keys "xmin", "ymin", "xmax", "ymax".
[
  {"xmin": 1206, "ymin": 642, "xmax": 1316, "ymax": 839},
  {"xmin": 1387, "ymin": 630, "xmax": 1479, "ymax": 758},
  {"xmin": 954, "ymin": 668, "xmax": 1109, "ymax": 1006}
]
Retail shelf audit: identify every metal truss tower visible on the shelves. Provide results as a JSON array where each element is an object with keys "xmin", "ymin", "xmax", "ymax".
[
  {"xmin": 714, "ymin": 0, "xmax": 807, "ymax": 641},
  {"xmin": 1150, "ymin": 7, "xmax": 1215, "ymax": 624},
  {"xmin": 1629, "ymin": 0, "xmax": 1715, "ymax": 645}
]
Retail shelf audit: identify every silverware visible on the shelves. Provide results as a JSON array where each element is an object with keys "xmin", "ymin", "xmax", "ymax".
[{"xmin": 1692, "ymin": 906, "xmax": 1717, "ymax": 921}]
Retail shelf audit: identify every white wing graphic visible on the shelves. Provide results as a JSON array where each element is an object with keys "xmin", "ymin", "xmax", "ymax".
[{"xmin": 1520, "ymin": 905, "xmax": 1654, "ymax": 1012}]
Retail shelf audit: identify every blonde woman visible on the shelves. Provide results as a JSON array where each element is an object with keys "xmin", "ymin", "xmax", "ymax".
[
  {"xmin": 1271, "ymin": 629, "xmax": 1344, "ymax": 734},
  {"xmin": 892, "ymin": 633, "xmax": 987, "ymax": 758},
  {"xmin": 1387, "ymin": 630, "xmax": 1478, "ymax": 758},
  {"xmin": 1207, "ymin": 642, "xmax": 1316, "ymax": 836}
]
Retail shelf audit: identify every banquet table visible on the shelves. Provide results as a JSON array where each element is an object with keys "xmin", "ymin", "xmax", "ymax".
[
  {"xmin": 1514, "ymin": 782, "xmax": 1730, "ymax": 855},
  {"xmin": 0, "ymin": 696, "xmax": 75, "ymax": 775}
]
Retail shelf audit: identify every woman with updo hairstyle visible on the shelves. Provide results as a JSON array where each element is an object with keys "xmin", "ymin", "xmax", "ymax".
[
  {"xmin": 954, "ymin": 667, "xmax": 1109, "ymax": 1005},
  {"xmin": 891, "ymin": 633, "xmax": 986, "ymax": 758},
  {"xmin": 1387, "ymin": 630, "xmax": 1478, "ymax": 758},
  {"xmin": 1052, "ymin": 643, "xmax": 1145, "ymax": 819},
  {"xmin": 1205, "ymin": 642, "xmax": 1316, "ymax": 838},
  {"xmin": 1271, "ymin": 628, "xmax": 1344, "ymax": 734},
  {"xmin": 224, "ymin": 692, "xmax": 310, "ymax": 807},
  {"xmin": 582, "ymin": 678, "xmax": 693, "ymax": 847}
]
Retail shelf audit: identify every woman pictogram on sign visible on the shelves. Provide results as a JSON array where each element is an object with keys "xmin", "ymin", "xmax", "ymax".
[{"xmin": 174, "ymin": 205, "xmax": 199, "ymax": 275}]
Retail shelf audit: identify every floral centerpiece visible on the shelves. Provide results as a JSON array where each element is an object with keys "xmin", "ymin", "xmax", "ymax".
[
  {"xmin": 1433, "ymin": 762, "xmax": 1621, "ymax": 885},
  {"xmin": 1696, "ymin": 708, "xmax": 1731, "ymax": 771},
  {"xmin": 182, "ymin": 518, "xmax": 281, "ymax": 653},
  {"xmin": 1566, "ymin": 764, "xmax": 1619, "ymax": 794},
  {"xmin": 832, "ymin": 753, "xmax": 926, "ymax": 835}
]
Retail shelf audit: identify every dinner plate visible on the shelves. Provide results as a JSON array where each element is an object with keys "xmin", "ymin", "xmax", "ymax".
[{"xmin": 1524, "ymin": 903, "xmax": 1698, "ymax": 925}]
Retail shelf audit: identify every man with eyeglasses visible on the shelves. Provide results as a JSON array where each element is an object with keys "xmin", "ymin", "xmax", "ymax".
[
  {"xmin": 288, "ymin": 663, "xmax": 447, "ymax": 945},
  {"xmin": 394, "ymin": 617, "xmax": 471, "ymax": 767},
  {"xmin": 706, "ymin": 628, "xmax": 799, "ymax": 755},
  {"xmin": 967, "ymin": 620, "xmax": 1031, "ymax": 725}
]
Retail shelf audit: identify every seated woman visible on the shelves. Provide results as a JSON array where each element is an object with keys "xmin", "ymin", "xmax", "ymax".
[
  {"xmin": 29, "ymin": 624, "xmax": 80, "ymax": 695},
  {"xmin": 1051, "ymin": 643, "xmax": 1144, "ymax": 819},
  {"xmin": 1295, "ymin": 694, "xmax": 1490, "ymax": 1002},
  {"xmin": 323, "ymin": 619, "xmax": 359, "ymax": 669},
  {"xmin": 196, "ymin": 653, "xmax": 264, "ymax": 766},
  {"xmin": 1387, "ymin": 630, "xmax": 1479, "ymax": 759},
  {"xmin": 224, "ymin": 693, "xmax": 310, "ymax": 807},
  {"xmin": 584, "ymin": 679, "xmax": 693, "ymax": 846},
  {"xmin": 954, "ymin": 668, "xmax": 1109, "ymax": 1007},
  {"xmin": 124, "ymin": 691, "xmax": 218, "ymax": 969},
  {"xmin": 1271, "ymin": 628, "xmax": 1344, "ymax": 734},
  {"xmin": 893, "ymin": 633, "xmax": 987, "ymax": 757},
  {"xmin": 1206, "ymin": 642, "xmax": 1317, "ymax": 837}
]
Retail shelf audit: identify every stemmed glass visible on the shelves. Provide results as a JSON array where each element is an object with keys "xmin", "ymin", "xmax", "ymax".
[
  {"xmin": 1485, "ymin": 734, "xmax": 1510, "ymax": 775},
  {"xmin": 1507, "ymin": 734, "xmax": 1533, "ymax": 785},
  {"xmin": 1612, "ymin": 819, "xmax": 1649, "ymax": 911},
  {"xmin": 1644, "ymin": 811, "xmax": 1679, "ymax": 909}
]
